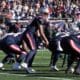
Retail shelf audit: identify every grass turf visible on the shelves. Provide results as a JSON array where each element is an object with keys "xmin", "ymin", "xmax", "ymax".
[{"xmin": 0, "ymin": 50, "xmax": 80, "ymax": 80}]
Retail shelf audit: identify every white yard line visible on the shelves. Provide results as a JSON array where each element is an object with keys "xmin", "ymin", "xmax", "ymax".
[
  {"xmin": 0, "ymin": 72, "xmax": 26, "ymax": 77},
  {"xmin": 39, "ymin": 77, "xmax": 73, "ymax": 80},
  {"xmin": 0, "ymin": 72, "xmax": 73, "ymax": 80}
]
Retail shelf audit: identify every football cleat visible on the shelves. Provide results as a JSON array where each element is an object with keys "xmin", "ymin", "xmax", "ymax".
[
  {"xmin": 0, "ymin": 63, "xmax": 4, "ymax": 68},
  {"xmin": 21, "ymin": 62, "xmax": 28, "ymax": 69},
  {"xmin": 0, "ymin": 63, "xmax": 5, "ymax": 70},
  {"xmin": 65, "ymin": 67, "xmax": 74, "ymax": 74},
  {"xmin": 50, "ymin": 65, "xmax": 59, "ymax": 71},
  {"xmin": 26, "ymin": 67, "xmax": 36, "ymax": 74}
]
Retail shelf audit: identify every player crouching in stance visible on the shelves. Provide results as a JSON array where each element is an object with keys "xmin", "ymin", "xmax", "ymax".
[
  {"xmin": 61, "ymin": 33, "xmax": 80, "ymax": 74},
  {"xmin": 0, "ymin": 7, "xmax": 49, "ymax": 73},
  {"xmin": 0, "ymin": 32, "xmax": 28, "ymax": 70}
]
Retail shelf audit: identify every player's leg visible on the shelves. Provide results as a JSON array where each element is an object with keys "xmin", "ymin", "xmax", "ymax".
[
  {"xmin": 0, "ymin": 48, "xmax": 15, "ymax": 70},
  {"xmin": 65, "ymin": 53, "xmax": 75, "ymax": 73},
  {"xmin": 74, "ymin": 59, "xmax": 80, "ymax": 75},
  {"xmin": 22, "ymin": 33, "xmax": 36, "ymax": 73},
  {"xmin": 6, "ymin": 44, "xmax": 28, "ymax": 70},
  {"xmin": 9, "ymin": 44, "xmax": 27, "ymax": 63},
  {"xmin": 61, "ymin": 38, "xmax": 75, "ymax": 73},
  {"xmin": 50, "ymin": 50, "xmax": 61, "ymax": 71},
  {"xmin": 49, "ymin": 39, "xmax": 60, "ymax": 71},
  {"xmin": 73, "ymin": 53, "xmax": 80, "ymax": 75},
  {"xmin": 2, "ymin": 53, "xmax": 15, "ymax": 64}
]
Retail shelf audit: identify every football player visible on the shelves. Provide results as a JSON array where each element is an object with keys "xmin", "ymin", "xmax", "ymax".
[
  {"xmin": 0, "ymin": 32, "xmax": 28, "ymax": 70},
  {"xmin": 20, "ymin": 6, "xmax": 50, "ymax": 73}
]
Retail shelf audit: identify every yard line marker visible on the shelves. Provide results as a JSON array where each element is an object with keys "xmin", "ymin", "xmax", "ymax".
[
  {"xmin": 0, "ymin": 72, "xmax": 26, "ymax": 77},
  {"xmin": 0, "ymin": 72, "xmax": 73, "ymax": 80},
  {"xmin": 39, "ymin": 77, "xmax": 73, "ymax": 80}
]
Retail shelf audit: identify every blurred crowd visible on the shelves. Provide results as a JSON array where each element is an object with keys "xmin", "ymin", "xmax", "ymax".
[
  {"xmin": 0, "ymin": 0, "xmax": 80, "ymax": 20},
  {"xmin": 0, "ymin": 0, "xmax": 80, "ymax": 39},
  {"xmin": 0, "ymin": 0, "xmax": 80, "ymax": 48}
]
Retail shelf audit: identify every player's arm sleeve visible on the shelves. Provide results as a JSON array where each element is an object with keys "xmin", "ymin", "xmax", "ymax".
[
  {"xmin": 35, "ymin": 18, "xmax": 43, "ymax": 27},
  {"xmin": 39, "ymin": 25, "xmax": 49, "ymax": 44},
  {"xmin": 69, "ymin": 39, "xmax": 80, "ymax": 53}
]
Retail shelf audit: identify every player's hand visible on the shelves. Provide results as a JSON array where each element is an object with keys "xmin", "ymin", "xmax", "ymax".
[
  {"xmin": 42, "ymin": 40, "xmax": 49, "ymax": 47},
  {"xmin": 45, "ymin": 40, "xmax": 49, "ymax": 47}
]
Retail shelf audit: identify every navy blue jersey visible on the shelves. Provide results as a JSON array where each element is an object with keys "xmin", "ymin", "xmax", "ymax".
[
  {"xmin": 24, "ymin": 17, "xmax": 46, "ymax": 34},
  {"xmin": 0, "ymin": 32, "xmax": 23, "ymax": 47},
  {"xmin": 0, "ymin": 32, "xmax": 24, "ymax": 55},
  {"xmin": 14, "ymin": 33, "xmax": 23, "ymax": 45},
  {"xmin": 3, "ymin": 36, "xmax": 16, "ymax": 45}
]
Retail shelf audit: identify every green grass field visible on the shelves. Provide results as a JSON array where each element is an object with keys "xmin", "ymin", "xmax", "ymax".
[{"xmin": 0, "ymin": 49, "xmax": 80, "ymax": 80}]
